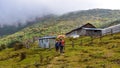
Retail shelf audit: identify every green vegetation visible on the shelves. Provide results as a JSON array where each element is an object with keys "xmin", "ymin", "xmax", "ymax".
[
  {"xmin": 0, "ymin": 33, "xmax": 120, "ymax": 68},
  {"xmin": 101, "ymin": 19, "xmax": 120, "ymax": 28},
  {"xmin": 2, "ymin": 9, "xmax": 120, "ymax": 46},
  {"xmin": 0, "ymin": 9, "xmax": 120, "ymax": 68}
]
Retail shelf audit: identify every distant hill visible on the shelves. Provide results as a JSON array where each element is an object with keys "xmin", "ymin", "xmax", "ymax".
[
  {"xmin": 59, "ymin": 9, "xmax": 120, "ymax": 27},
  {"xmin": 1, "ymin": 9, "xmax": 120, "ymax": 45},
  {"xmin": 0, "ymin": 14, "xmax": 57, "ymax": 36},
  {"xmin": 101, "ymin": 19, "xmax": 120, "ymax": 28},
  {"xmin": 1, "ymin": 9, "xmax": 120, "ymax": 37}
]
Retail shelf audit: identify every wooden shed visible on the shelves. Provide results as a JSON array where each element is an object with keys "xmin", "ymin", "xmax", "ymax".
[
  {"xmin": 66, "ymin": 23, "xmax": 96, "ymax": 37},
  {"xmin": 38, "ymin": 36, "xmax": 56, "ymax": 48},
  {"xmin": 83, "ymin": 28, "xmax": 102, "ymax": 37}
]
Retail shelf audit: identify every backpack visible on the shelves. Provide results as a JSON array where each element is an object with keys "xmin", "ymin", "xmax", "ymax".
[{"xmin": 55, "ymin": 42, "xmax": 60, "ymax": 47}]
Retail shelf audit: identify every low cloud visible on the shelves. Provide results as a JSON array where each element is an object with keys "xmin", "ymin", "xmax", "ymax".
[
  {"xmin": 0, "ymin": 0, "xmax": 120, "ymax": 25},
  {"xmin": 0, "ymin": 0, "xmax": 52, "ymax": 25}
]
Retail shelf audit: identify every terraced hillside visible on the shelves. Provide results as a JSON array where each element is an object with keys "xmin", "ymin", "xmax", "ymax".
[{"xmin": 0, "ymin": 33, "xmax": 120, "ymax": 68}]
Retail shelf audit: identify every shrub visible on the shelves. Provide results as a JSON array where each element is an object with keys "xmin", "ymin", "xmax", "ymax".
[
  {"xmin": 19, "ymin": 52, "xmax": 26, "ymax": 61},
  {"xmin": 34, "ymin": 62, "xmax": 40, "ymax": 68},
  {"xmin": 7, "ymin": 41, "xmax": 24, "ymax": 50},
  {"xmin": 111, "ymin": 59, "xmax": 120, "ymax": 64},
  {"xmin": 7, "ymin": 41, "xmax": 19, "ymax": 48},
  {"xmin": 14, "ymin": 42, "xmax": 24, "ymax": 51},
  {"xmin": 0, "ymin": 44, "xmax": 6, "ymax": 51},
  {"xmin": 1, "ymin": 44, "xmax": 6, "ymax": 49},
  {"xmin": 0, "ymin": 47, "xmax": 2, "ymax": 51},
  {"xmin": 113, "ymin": 36, "xmax": 120, "ymax": 39}
]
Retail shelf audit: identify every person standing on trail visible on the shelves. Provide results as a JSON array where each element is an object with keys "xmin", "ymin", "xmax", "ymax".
[
  {"xmin": 59, "ymin": 39, "xmax": 65, "ymax": 54},
  {"xmin": 55, "ymin": 39, "xmax": 60, "ymax": 52}
]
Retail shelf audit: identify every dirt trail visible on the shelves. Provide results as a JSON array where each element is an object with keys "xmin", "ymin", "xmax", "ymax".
[
  {"xmin": 47, "ymin": 56, "xmax": 59, "ymax": 68},
  {"xmin": 47, "ymin": 54, "xmax": 66, "ymax": 68}
]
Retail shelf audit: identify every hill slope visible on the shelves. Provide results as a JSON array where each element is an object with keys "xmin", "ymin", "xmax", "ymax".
[
  {"xmin": 0, "ymin": 14, "xmax": 57, "ymax": 36},
  {"xmin": 101, "ymin": 19, "xmax": 120, "ymax": 28},
  {"xmin": 0, "ymin": 9, "xmax": 120, "ymax": 68},
  {"xmin": 0, "ymin": 32, "xmax": 120, "ymax": 68},
  {"xmin": 60, "ymin": 9, "xmax": 120, "ymax": 27},
  {"xmin": 1, "ymin": 9, "xmax": 120, "ymax": 45},
  {"xmin": 1, "ymin": 9, "xmax": 120, "ymax": 36}
]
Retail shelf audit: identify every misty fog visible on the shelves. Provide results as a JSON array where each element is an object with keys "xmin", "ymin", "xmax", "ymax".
[
  {"xmin": 0, "ymin": 0, "xmax": 52, "ymax": 25},
  {"xmin": 0, "ymin": 0, "xmax": 120, "ymax": 25}
]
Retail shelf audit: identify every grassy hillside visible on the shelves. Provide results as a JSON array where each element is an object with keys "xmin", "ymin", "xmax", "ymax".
[
  {"xmin": 0, "ymin": 33, "xmax": 120, "ymax": 68},
  {"xmin": 1, "ymin": 9, "xmax": 120, "ymax": 46},
  {"xmin": 0, "ymin": 8, "xmax": 120, "ymax": 68},
  {"xmin": 0, "ymin": 14, "xmax": 57, "ymax": 36},
  {"xmin": 59, "ymin": 9, "xmax": 120, "ymax": 27},
  {"xmin": 101, "ymin": 19, "xmax": 120, "ymax": 28}
]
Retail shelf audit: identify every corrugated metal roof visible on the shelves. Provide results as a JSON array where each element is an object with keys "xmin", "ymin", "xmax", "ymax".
[
  {"xmin": 83, "ymin": 28, "xmax": 102, "ymax": 30},
  {"xmin": 66, "ymin": 23, "xmax": 96, "ymax": 35},
  {"xmin": 39, "ymin": 36, "xmax": 56, "ymax": 40}
]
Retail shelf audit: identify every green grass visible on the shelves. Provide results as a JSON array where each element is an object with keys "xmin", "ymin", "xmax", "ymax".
[{"xmin": 0, "ymin": 33, "xmax": 120, "ymax": 68}]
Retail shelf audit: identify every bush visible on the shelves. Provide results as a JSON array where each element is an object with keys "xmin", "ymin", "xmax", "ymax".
[
  {"xmin": 7, "ymin": 41, "xmax": 24, "ymax": 50},
  {"xmin": 0, "ymin": 46, "xmax": 3, "ymax": 51},
  {"xmin": 0, "ymin": 44, "xmax": 6, "ymax": 51},
  {"xmin": 19, "ymin": 52, "xmax": 26, "ymax": 61},
  {"xmin": 1, "ymin": 44, "xmax": 6, "ymax": 49},
  {"xmin": 14, "ymin": 42, "xmax": 24, "ymax": 51},
  {"xmin": 113, "ymin": 36, "xmax": 120, "ymax": 39},
  {"xmin": 7, "ymin": 41, "xmax": 19, "ymax": 48}
]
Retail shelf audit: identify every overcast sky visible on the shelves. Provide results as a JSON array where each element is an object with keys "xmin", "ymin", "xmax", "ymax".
[{"xmin": 0, "ymin": 0, "xmax": 120, "ymax": 25}]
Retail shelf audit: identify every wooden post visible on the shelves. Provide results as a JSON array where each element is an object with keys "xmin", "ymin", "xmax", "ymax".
[
  {"xmin": 72, "ymin": 40, "xmax": 74, "ymax": 48},
  {"xmin": 90, "ymin": 36, "xmax": 93, "ymax": 44},
  {"xmin": 80, "ymin": 39, "xmax": 82, "ymax": 46},
  {"xmin": 40, "ymin": 54, "xmax": 43, "ymax": 64},
  {"xmin": 69, "ymin": 37, "xmax": 74, "ymax": 48},
  {"xmin": 111, "ymin": 29, "xmax": 113, "ymax": 36},
  {"xmin": 49, "ymin": 41, "xmax": 51, "ymax": 50},
  {"xmin": 99, "ymin": 32, "xmax": 103, "ymax": 45},
  {"xmin": 100, "ymin": 32, "xmax": 102, "ymax": 41}
]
